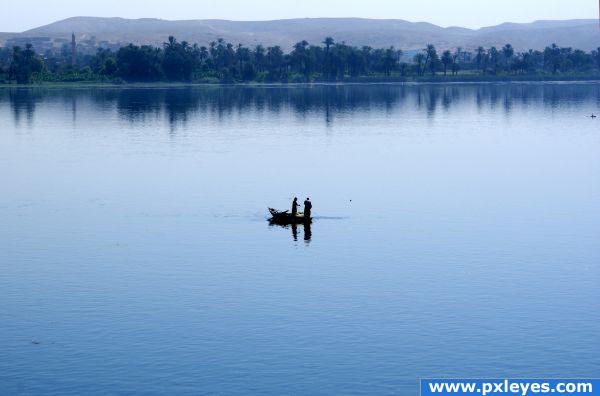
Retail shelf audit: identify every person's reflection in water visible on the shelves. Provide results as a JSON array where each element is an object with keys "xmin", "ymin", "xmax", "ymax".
[
  {"xmin": 280, "ymin": 222, "xmax": 311, "ymax": 243},
  {"xmin": 303, "ymin": 221, "xmax": 312, "ymax": 243}
]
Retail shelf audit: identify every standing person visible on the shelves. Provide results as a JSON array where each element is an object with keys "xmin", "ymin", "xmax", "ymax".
[
  {"xmin": 304, "ymin": 197, "xmax": 312, "ymax": 219},
  {"xmin": 291, "ymin": 197, "xmax": 299, "ymax": 217}
]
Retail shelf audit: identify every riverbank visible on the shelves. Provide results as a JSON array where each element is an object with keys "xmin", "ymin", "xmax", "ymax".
[{"xmin": 1, "ymin": 75, "xmax": 599, "ymax": 88}]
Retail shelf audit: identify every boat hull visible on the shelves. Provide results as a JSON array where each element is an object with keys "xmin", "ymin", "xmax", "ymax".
[{"xmin": 268, "ymin": 208, "xmax": 311, "ymax": 224}]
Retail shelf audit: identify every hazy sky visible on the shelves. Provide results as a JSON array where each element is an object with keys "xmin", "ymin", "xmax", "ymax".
[{"xmin": 2, "ymin": 0, "xmax": 598, "ymax": 32}]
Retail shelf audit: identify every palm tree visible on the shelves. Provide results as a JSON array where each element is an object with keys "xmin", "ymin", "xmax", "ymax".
[
  {"xmin": 199, "ymin": 46, "xmax": 208, "ymax": 64},
  {"xmin": 441, "ymin": 50, "xmax": 452, "ymax": 76},
  {"xmin": 413, "ymin": 53, "xmax": 425, "ymax": 76},
  {"xmin": 254, "ymin": 45, "xmax": 265, "ymax": 72},
  {"xmin": 323, "ymin": 37, "xmax": 335, "ymax": 53},
  {"xmin": 294, "ymin": 40, "xmax": 309, "ymax": 51},
  {"xmin": 544, "ymin": 43, "xmax": 562, "ymax": 74},
  {"xmin": 423, "ymin": 44, "xmax": 439, "ymax": 75},
  {"xmin": 209, "ymin": 41, "xmax": 217, "ymax": 60},
  {"xmin": 292, "ymin": 40, "xmax": 310, "ymax": 77},
  {"xmin": 165, "ymin": 36, "xmax": 177, "ymax": 50},
  {"xmin": 488, "ymin": 47, "xmax": 499, "ymax": 74},
  {"xmin": 423, "ymin": 44, "xmax": 434, "ymax": 66},
  {"xmin": 236, "ymin": 44, "xmax": 244, "ymax": 74},
  {"xmin": 396, "ymin": 49, "xmax": 404, "ymax": 63},
  {"xmin": 451, "ymin": 48, "xmax": 462, "ymax": 75},
  {"xmin": 383, "ymin": 47, "xmax": 397, "ymax": 76},
  {"xmin": 476, "ymin": 46, "xmax": 485, "ymax": 73},
  {"xmin": 322, "ymin": 37, "xmax": 335, "ymax": 79},
  {"xmin": 502, "ymin": 44, "xmax": 514, "ymax": 72}
]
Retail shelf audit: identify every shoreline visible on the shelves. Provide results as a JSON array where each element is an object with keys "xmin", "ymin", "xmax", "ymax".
[{"xmin": 1, "ymin": 78, "xmax": 599, "ymax": 89}]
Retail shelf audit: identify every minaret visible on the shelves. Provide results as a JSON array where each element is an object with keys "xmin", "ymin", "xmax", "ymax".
[{"xmin": 71, "ymin": 33, "xmax": 77, "ymax": 66}]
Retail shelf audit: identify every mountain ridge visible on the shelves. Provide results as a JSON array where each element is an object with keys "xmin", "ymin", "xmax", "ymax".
[{"xmin": 1, "ymin": 16, "xmax": 598, "ymax": 51}]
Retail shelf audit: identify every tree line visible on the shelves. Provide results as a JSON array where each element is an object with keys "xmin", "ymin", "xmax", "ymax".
[{"xmin": 1, "ymin": 36, "xmax": 600, "ymax": 84}]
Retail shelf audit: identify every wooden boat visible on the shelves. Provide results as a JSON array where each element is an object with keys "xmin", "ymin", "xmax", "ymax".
[{"xmin": 268, "ymin": 208, "xmax": 311, "ymax": 224}]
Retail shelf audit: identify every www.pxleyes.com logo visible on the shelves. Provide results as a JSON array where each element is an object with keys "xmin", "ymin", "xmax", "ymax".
[{"xmin": 421, "ymin": 379, "xmax": 600, "ymax": 396}]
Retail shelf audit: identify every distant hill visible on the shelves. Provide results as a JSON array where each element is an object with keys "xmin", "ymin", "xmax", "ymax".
[
  {"xmin": 0, "ymin": 32, "xmax": 15, "ymax": 45},
  {"xmin": 1, "ymin": 17, "xmax": 599, "ymax": 52}
]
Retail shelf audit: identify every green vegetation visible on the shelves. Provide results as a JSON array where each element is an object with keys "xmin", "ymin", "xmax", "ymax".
[{"xmin": 1, "ymin": 37, "xmax": 599, "ymax": 84}]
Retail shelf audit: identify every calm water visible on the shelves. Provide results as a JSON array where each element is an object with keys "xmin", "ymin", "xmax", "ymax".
[{"xmin": 1, "ymin": 83, "xmax": 599, "ymax": 395}]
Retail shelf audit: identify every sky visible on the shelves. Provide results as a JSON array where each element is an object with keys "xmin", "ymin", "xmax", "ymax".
[{"xmin": 2, "ymin": 0, "xmax": 598, "ymax": 32}]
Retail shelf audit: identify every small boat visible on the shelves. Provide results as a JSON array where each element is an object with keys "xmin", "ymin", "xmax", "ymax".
[{"xmin": 268, "ymin": 208, "xmax": 311, "ymax": 224}]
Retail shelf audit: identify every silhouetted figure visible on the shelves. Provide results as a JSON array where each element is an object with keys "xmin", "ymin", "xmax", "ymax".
[
  {"xmin": 291, "ymin": 223, "xmax": 298, "ymax": 241},
  {"xmin": 292, "ymin": 197, "xmax": 299, "ymax": 217},
  {"xmin": 304, "ymin": 198, "xmax": 312, "ymax": 219}
]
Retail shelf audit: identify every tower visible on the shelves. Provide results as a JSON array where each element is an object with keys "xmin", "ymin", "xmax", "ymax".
[{"xmin": 71, "ymin": 33, "xmax": 77, "ymax": 66}]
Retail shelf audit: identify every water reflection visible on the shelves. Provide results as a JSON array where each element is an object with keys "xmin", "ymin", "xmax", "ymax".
[
  {"xmin": 2, "ymin": 82, "xmax": 599, "ymax": 395},
  {"xmin": 1, "ymin": 83, "xmax": 599, "ymax": 130},
  {"xmin": 303, "ymin": 222, "xmax": 312, "ymax": 242},
  {"xmin": 6, "ymin": 89, "xmax": 39, "ymax": 127},
  {"xmin": 270, "ymin": 221, "xmax": 313, "ymax": 243}
]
